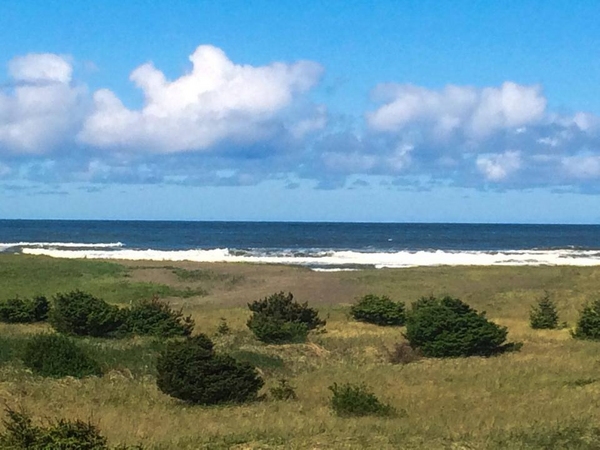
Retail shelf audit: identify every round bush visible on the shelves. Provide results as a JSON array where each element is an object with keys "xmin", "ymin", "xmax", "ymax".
[
  {"xmin": 405, "ymin": 296, "xmax": 511, "ymax": 357},
  {"xmin": 329, "ymin": 382, "xmax": 396, "ymax": 417},
  {"xmin": 22, "ymin": 334, "xmax": 102, "ymax": 378},
  {"xmin": 350, "ymin": 294, "xmax": 405, "ymax": 326},
  {"xmin": 156, "ymin": 334, "xmax": 263, "ymax": 405},
  {"xmin": 49, "ymin": 290, "xmax": 126, "ymax": 338},
  {"xmin": 126, "ymin": 296, "xmax": 194, "ymax": 337},
  {"xmin": 247, "ymin": 291, "xmax": 324, "ymax": 344},
  {"xmin": 0, "ymin": 296, "xmax": 49, "ymax": 324},
  {"xmin": 573, "ymin": 299, "xmax": 600, "ymax": 340}
]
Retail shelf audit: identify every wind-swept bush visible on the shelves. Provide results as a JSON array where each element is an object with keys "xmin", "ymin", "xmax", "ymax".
[
  {"xmin": 0, "ymin": 408, "xmax": 141, "ymax": 449},
  {"xmin": 329, "ymin": 382, "xmax": 396, "ymax": 417},
  {"xmin": 530, "ymin": 293, "xmax": 559, "ymax": 329},
  {"xmin": 156, "ymin": 334, "xmax": 263, "ymax": 405},
  {"xmin": 22, "ymin": 334, "xmax": 102, "ymax": 379},
  {"xmin": 247, "ymin": 291, "xmax": 325, "ymax": 344},
  {"xmin": 126, "ymin": 296, "xmax": 194, "ymax": 337},
  {"xmin": 49, "ymin": 290, "xmax": 126, "ymax": 338},
  {"xmin": 350, "ymin": 294, "xmax": 405, "ymax": 326},
  {"xmin": 0, "ymin": 296, "xmax": 49, "ymax": 323},
  {"xmin": 573, "ymin": 299, "xmax": 600, "ymax": 340},
  {"xmin": 405, "ymin": 295, "xmax": 517, "ymax": 358}
]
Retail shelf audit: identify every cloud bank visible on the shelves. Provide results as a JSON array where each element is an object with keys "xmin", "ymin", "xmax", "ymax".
[{"xmin": 1, "ymin": 46, "xmax": 600, "ymax": 191}]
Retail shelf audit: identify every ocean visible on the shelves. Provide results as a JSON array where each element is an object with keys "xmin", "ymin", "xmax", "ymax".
[{"xmin": 1, "ymin": 220, "xmax": 600, "ymax": 270}]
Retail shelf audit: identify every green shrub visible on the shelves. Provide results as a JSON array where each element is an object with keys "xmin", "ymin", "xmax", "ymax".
[
  {"xmin": 350, "ymin": 294, "xmax": 405, "ymax": 326},
  {"xmin": 530, "ymin": 293, "xmax": 559, "ymax": 329},
  {"xmin": 329, "ymin": 382, "xmax": 396, "ymax": 417},
  {"xmin": 270, "ymin": 378, "xmax": 297, "ymax": 401},
  {"xmin": 573, "ymin": 299, "xmax": 600, "ymax": 340},
  {"xmin": 247, "ymin": 292, "xmax": 324, "ymax": 344},
  {"xmin": 126, "ymin": 296, "xmax": 194, "ymax": 337},
  {"xmin": 22, "ymin": 334, "xmax": 102, "ymax": 379},
  {"xmin": 405, "ymin": 295, "xmax": 515, "ymax": 358},
  {"xmin": 156, "ymin": 334, "xmax": 263, "ymax": 405},
  {"xmin": 216, "ymin": 317, "xmax": 231, "ymax": 335},
  {"xmin": 0, "ymin": 408, "xmax": 141, "ymax": 449},
  {"xmin": 0, "ymin": 296, "xmax": 49, "ymax": 323},
  {"xmin": 49, "ymin": 290, "xmax": 127, "ymax": 338}
]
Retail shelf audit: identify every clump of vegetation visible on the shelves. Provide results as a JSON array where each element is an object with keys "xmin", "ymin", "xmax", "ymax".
[
  {"xmin": 0, "ymin": 295, "xmax": 49, "ymax": 323},
  {"xmin": 329, "ymin": 382, "xmax": 396, "ymax": 417},
  {"xmin": 405, "ymin": 295, "xmax": 518, "ymax": 357},
  {"xmin": 270, "ymin": 378, "xmax": 297, "ymax": 401},
  {"xmin": 0, "ymin": 408, "xmax": 141, "ymax": 449},
  {"xmin": 247, "ymin": 291, "xmax": 325, "ymax": 344},
  {"xmin": 350, "ymin": 294, "xmax": 405, "ymax": 326},
  {"xmin": 126, "ymin": 296, "xmax": 194, "ymax": 337},
  {"xmin": 22, "ymin": 334, "xmax": 102, "ymax": 379},
  {"xmin": 49, "ymin": 290, "xmax": 126, "ymax": 338},
  {"xmin": 572, "ymin": 299, "xmax": 600, "ymax": 340},
  {"xmin": 530, "ymin": 292, "xmax": 559, "ymax": 329},
  {"xmin": 216, "ymin": 317, "xmax": 231, "ymax": 335},
  {"xmin": 386, "ymin": 341, "xmax": 422, "ymax": 365},
  {"xmin": 156, "ymin": 334, "xmax": 264, "ymax": 405}
]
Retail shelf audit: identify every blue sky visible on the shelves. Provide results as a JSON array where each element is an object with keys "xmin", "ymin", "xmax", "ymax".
[{"xmin": 1, "ymin": 0, "xmax": 600, "ymax": 222}]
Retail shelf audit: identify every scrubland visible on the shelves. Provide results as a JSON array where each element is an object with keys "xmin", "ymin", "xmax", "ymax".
[{"xmin": 1, "ymin": 254, "xmax": 600, "ymax": 449}]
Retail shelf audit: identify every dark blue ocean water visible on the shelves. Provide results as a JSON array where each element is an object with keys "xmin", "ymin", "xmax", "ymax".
[{"xmin": 1, "ymin": 220, "xmax": 600, "ymax": 252}]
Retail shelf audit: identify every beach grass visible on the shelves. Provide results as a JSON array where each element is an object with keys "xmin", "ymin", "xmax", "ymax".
[{"xmin": 1, "ymin": 255, "xmax": 600, "ymax": 448}]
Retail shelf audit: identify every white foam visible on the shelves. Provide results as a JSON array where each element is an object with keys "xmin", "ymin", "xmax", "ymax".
[
  {"xmin": 17, "ymin": 247, "xmax": 600, "ymax": 268},
  {"xmin": 0, "ymin": 242, "xmax": 124, "ymax": 251}
]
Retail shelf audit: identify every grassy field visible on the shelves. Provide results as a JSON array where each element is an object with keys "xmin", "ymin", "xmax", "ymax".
[{"xmin": 2, "ymin": 254, "xmax": 600, "ymax": 448}]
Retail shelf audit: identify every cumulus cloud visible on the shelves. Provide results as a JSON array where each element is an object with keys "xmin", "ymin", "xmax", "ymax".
[
  {"xmin": 476, "ymin": 150, "xmax": 521, "ymax": 181},
  {"xmin": 0, "ymin": 53, "xmax": 85, "ymax": 154},
  {"xmin": 79, "ymin": 45, "xmax": 325, "ymax": 153},
  {"xmin": 367, "ymin": 82, "xmax": 547, "ymax": 139}
]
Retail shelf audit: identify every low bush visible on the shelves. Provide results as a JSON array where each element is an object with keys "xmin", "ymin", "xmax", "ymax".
[
  {"xmin": 573, "ymin": 299, "xmax": 600, "ymax": 340},
  {"xmin": 387, "ymin": 341, "xmax": 422, "ymax": 365},
  {"xmin": 156, "ymin": 334, "xmax": 264, "ymax": 405},
  {"xmin": 329, "ymin": 382, "xmax": 396, "ymax": 417},
  {"xmin": 49, "ymin": 290, "xmax": 126, "ymax": 338},
  {"xmin": 405, "ymin": 295, "xmax": 516, "ymax": 358},
  {"xmin": 126, "ymin": 296, "xmax": 194, "ymax": 337},
  {"xmin": 0, "ymin": 296, "xmax": 49, "ymax": 323},
  {"xmin": 350, "ymin": 294, "xmax": 405, "ymax": 326},
  {"xmin": 270, "ymin": 378, "xmax": 297, "ymax": 401},
  {"xmin": 530, "ymin": 293, "xmax": 559, "ymax": 329},
  {"xmin": 216, "ymin": 318, "xmax": 231, "ymax": 335},
  {"xmin": 247, "ymin": 292, "xmax": 324, "ymax": 344},
  {"xmin": 22, "ymin": 334, "xmax": 102, "ymax": 378},
  {"xmin": 0, "ymin": 408, "xmax": 141, "ymax": 449}
]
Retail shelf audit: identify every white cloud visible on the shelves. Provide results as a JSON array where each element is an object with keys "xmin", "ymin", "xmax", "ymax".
[
  {"xmin": 476, "ymin": 150, "xmax": 522, "ymax": 181},
  {"xmin": 367, "ymin": 82, "xmax": 546, "ymax": 140},
  {"xmin": 79, "ymin": 45, "xmax": 325, "ymax": 153},
  {"xmin": 0, "ymin": 53, "xmax": 85, "ymax": 154},
  {"xmin": 562, "ymin": 155, "xmax": 600, "ymax": 179}
]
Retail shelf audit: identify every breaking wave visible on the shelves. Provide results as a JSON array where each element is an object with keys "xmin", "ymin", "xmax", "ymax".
[{"xmin": 5, "ymin": 242, "xmax": 600, "ymax": 269}]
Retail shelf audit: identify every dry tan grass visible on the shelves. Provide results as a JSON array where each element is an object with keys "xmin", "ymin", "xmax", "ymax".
[{"xmin": 2, "ymin": 259, "xmax": 600, "ymax": 448}]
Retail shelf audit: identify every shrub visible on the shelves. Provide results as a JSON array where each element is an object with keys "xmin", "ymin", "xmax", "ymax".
[
  {"xmin": 156, "ymin": 334, "xmax": 263, "ymax": 405},
  {"xmin": 22, "ymin": 334, "xmax": 102, "ymax": 379},
  {"xmin": 247, "ymin": 292, "xmax": 324, "ymax": 344},
  {"xmin": 350, "ymin": 294, "xmax": 405, "ymax": 326},
  {"xmin": 329, "ymin": 382, "xmax": 396, "ymax": 417},
  {"xmin": 405, "ymin": 295, "xmax": 514, "ymax": 358},
  {"xmin": 573, "ymin": 299, "xmax": 600, "ymax": 340},
  {"xmin": 216, "ymin": 318, "xmax": 231, "ymax": 335},
  {"xmin": 126, "ymin": 296, "xmax": 194, "ymax": 337},
  {"xmin": 270, "ymin": 378, "xmax": 297, "ymax": 401},
  {"xmin": 530, "ymin": 293, "xmax": 559, "ymax": 329},
  {"xmin": 0, "ymin": 296, "xmax": 49, "ymax": 323},
  {"xmin": 49, "ymin": 290, "xmax": 127, "ymax": 338},
  {"xmin": 0, "ymin": 408, "xmax": 141, "ymax": 449},
  {"xmin": 387, "ymin": 341, "xmax": 422, "ymax": 365}
]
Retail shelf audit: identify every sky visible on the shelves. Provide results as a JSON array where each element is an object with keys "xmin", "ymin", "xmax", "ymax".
[{"xmin": 1, "ymin": 0, "xmax": 600, "ymax": 223}]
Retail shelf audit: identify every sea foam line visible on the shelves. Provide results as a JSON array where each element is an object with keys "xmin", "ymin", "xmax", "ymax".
[
  {"xmin": 0, "ymin": 242, "xmax": 124, "ymax": 252},
  {"xmin": 17, "ymin": 247, "xmax": 600, "ymax": 268}
]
